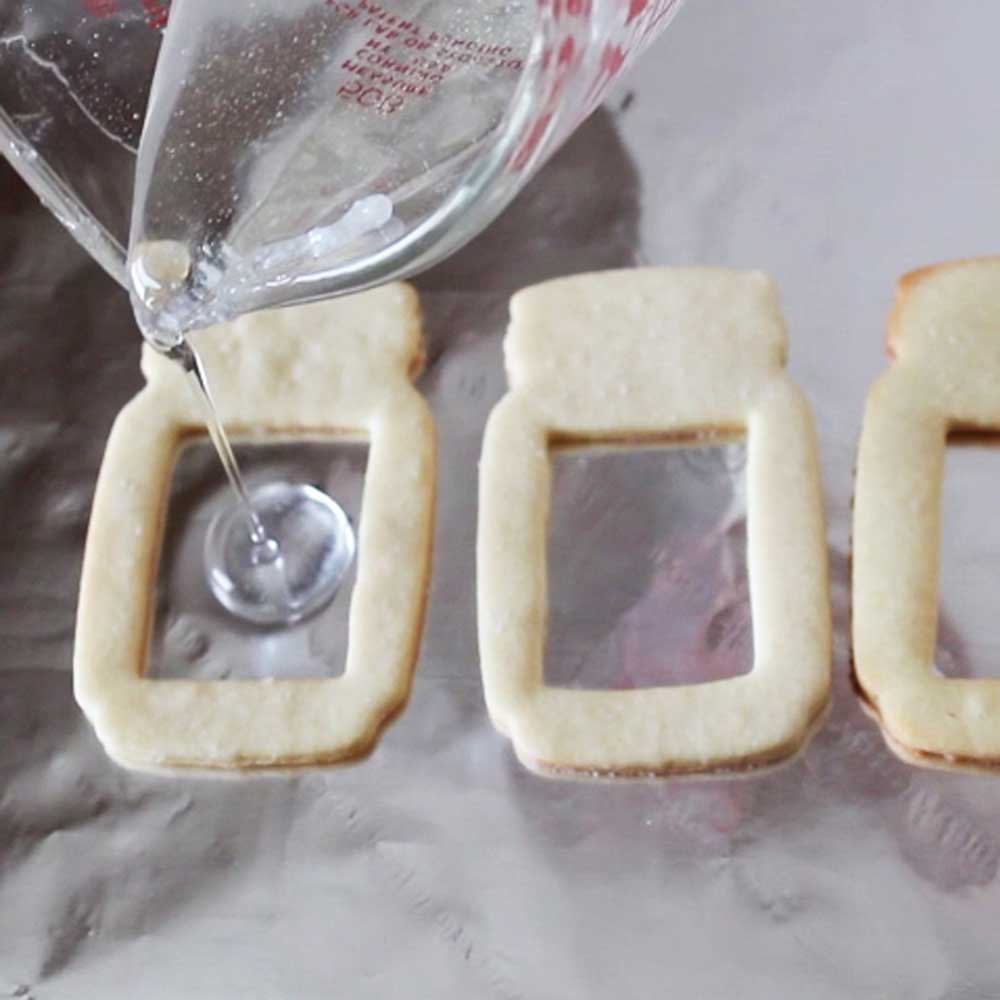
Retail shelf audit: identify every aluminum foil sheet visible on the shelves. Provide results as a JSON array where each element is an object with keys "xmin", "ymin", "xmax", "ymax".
[{"xmin": 5, "ymin": 1, "xmax": 1000, "ymax": 995}]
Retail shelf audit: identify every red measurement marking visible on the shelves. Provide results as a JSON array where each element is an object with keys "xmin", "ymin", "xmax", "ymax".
[
  {"xmin": 84, "ymin": 0, "xmax": 119, "ymax": 16},
  {"xmin": 638, "ymin": 0, "xmax": 680, "ymax": 45},
  {"xmin": 511, "ymin": 111, "xmax": 552, "ymax": 170},
  {"xmin": 549, "ymin": 0, "xmax": 591, "ymax": 21},
  {"xmin": 142, "ymin": 0, "xmax": 169, "ymax": 30},
  {"xmin": 326, "ymin": 0, "xmax": 361, "ymax": 17},
  {"xmin": 601, "ymin": 42, "xmax": 626, "ymax": 75},
  {"xmin": 626, "ymin": 0, "xmax": 649, "ymax": 25},
  {"xmin": 328, "ymin": 0, "xmax": 522, "ymax": 116}
]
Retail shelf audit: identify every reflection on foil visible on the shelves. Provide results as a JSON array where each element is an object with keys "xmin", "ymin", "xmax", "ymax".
[
  {"xmin": 936, "ymin": 437, "xmax": 1000, "ymax": 679},
  {"xmin": 814, "ymin": 550, "xmax": 1000, "ymax": 898},
  {"xmin": 149, "ymin": 438, "xmax": 368, "ymax": 680},
  {"xmin": 546, "ymin": 439, "xmax": 751, "ymax": 689}
]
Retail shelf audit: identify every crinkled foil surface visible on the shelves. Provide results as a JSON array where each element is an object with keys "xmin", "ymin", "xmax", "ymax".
[{"xmin": 5, "ymin": 2, "xmax": 1000, "ymax": 996}]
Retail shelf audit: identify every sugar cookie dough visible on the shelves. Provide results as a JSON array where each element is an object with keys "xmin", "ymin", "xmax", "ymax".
[
  {"xmin": 854, "ymin": 257, "xmax": 1000, "ymax": 770},
  {"xmin": 477, "ymin": 268, "xmax": 831, "ymax": 776},
  {"xmin": 74, "ymin": 283, "xmax": 435, "ymax": 770}
]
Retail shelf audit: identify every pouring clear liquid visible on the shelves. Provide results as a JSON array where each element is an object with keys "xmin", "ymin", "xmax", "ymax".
[
  {"xmin": 144, "ymin": 313, "xmax": 355, "ymax": 628},
  {"xmin": 130, "ymin": 0, "xmax": 533, "ymax": 625}
]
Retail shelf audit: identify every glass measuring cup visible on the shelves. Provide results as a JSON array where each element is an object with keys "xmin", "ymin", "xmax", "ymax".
[
  {"xmin": 2, "ymin": 0, "xmax": 684, "ymax": 305},
  {"xmin": 2, "ymin": 0, "xmax": 685, "ymax": 626},
  {"xmin": 128, "ymin": 0, "xmax": 686, "ymax": 337}
]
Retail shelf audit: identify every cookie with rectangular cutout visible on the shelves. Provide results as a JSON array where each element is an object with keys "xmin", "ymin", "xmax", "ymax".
[
  {"xmin": 477, "ymin": 268, "xmax": 831, "ymax": 776},
  {"xmin": 854, "ymin": 257, "xmax": 1000, "ymax": 770},
  {"xmin": 74, "ymin": 283, "xmax": 435, "ymax": 770}
]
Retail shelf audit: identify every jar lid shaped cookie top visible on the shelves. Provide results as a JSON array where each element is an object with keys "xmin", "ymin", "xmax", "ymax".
[
  {"xmin": 504, "ymin": 268, "xmax": 788, "ymax": 435},
  {"xmin": 887, "ymin": 257, "xmax": 1000, "ymax": 418},
  {"xmin": 140, "ymin": 283, "xmax": 425, "ymax": 428}
]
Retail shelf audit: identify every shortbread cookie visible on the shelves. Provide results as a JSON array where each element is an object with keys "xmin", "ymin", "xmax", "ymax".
[
  {"xmin": 854, "ymin": 257, "xmax": 1000, "ymax": 770},
  {"xmin": 477, "ymin": 268, "xmax": 831, "ymax": 776},
  {"xmin": 74, "ymin": 283, "xmax": 435, "ymax": 770}
]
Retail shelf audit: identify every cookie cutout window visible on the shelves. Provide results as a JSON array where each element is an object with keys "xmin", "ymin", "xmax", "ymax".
[
  {"xmin": 150, "ymin": 437, "xmax": 368, "ymax": 681},
  {"xmin": 477, "ymin": 268, "xmax": 830, "ymax": 776},
  {"xmin": 545, "ymin": 438, "xmax": 752, "ymax": 690},
  {"xmin": 935, "ymin": 434, "xmax": 1000, "ymax": 681}
]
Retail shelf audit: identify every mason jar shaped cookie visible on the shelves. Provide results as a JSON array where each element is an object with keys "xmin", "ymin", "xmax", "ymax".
[
  {"xmin": 477, "ymin": 268, "xmax": 831, "ymax": 776},
  {"xmin": 74, "ymin": 284, "xmax": 435, "ymax": 770}
]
